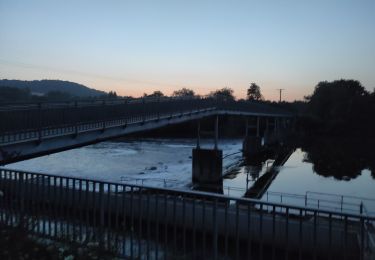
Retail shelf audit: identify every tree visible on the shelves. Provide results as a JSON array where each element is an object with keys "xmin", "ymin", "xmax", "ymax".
[
  {"xmin": 208, "ymin": 87, "xmax": 235, "ymax": 101},
  {"xmin": 308, "ymin": 79, "xmax": 367, "ymax": 120},
  {"xmin": 247, "ymin": 83, "xmax": 263, "ymax": 100},
  {"xmin": 172, "ymin": 88, "xmax": 195, "ymax": 97},
  {"xmin": 304, "ymin": 79, "xmax": 374, "ymax": 135},
  {"xmin": 144, "ymin": 91, "xmax": 165, "ymax": 98},
  {"xmin": 108, "ymin": 91, "xmax": 118, "ymax": 99}
]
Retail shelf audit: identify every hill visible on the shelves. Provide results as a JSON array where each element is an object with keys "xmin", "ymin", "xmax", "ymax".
[{"xmin": 0, "ymin": 79, "xmax": 106, "ymax": 97}]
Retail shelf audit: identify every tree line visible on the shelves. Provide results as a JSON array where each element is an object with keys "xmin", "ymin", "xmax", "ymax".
[
  {"xmin": 299, "ymin": 79, "xmax": 375, "ymax": 136},
  {"xmin": 2, "ymin": 79, "xmax": 375, "ymax": 136}
]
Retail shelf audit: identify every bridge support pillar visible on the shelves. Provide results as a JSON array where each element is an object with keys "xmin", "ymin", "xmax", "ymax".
[
  {"xmin": 193, "ymin": 116, "xmax": 222, "ymax": 187},
  {"xmin": 264, "ymin": 117, "xmax": 278, "ymax": 146},
  {"xmin": 192, "ymin": 148, "xmax": 223, "ymax": 186},
  {"xmin": 243, "ymin": 116, "xmax": 262, "ymax": 157}
]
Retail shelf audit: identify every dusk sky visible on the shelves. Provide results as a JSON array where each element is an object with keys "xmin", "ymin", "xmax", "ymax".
[{"xmin": 1, "ymin": 0, "xmax": 374, "ymax": 101}]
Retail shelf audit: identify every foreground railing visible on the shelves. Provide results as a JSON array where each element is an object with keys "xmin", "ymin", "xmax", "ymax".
[{"xmin": 1, "ymin": 167, "xmax": 371, "ymax": 259}]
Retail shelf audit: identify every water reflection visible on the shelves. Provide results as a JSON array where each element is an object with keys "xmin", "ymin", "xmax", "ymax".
[{"xmin": 301, "ymin": 138, "xmax": 375, "ymax": 180}]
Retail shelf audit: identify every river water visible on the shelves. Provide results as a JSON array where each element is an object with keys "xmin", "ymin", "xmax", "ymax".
[{"xmin": 6, "ymin": 138, "xmax": 375, "ymax": 214}]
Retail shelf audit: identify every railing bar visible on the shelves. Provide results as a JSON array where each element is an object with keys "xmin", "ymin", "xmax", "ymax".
[
  {"xmin": 53, "ymin": 176, "xmax": 57, "ymax": 238},
  {"xmin": 285, "ymin": 207, "xmax": 289, "ymax": 260},
  {"xmin": 182, "ymin": 194, "xmax": 186, "ymax": 257},
  {"xmin": 173, "ymin": 193, "xmax": 177, "ymax": 257},
  {"xmin": 260, "ymin": 203, "xmax": 264, "ymax": 260},
  {"xmin": 71, "ymin": 178, "xmax": 75, "ymax": 241},
  {"xmin": 130, "ymin": 186, "xmax": 134, "ymax": 259},
  {"xmin": 203, "ymin": 198, "xmax": 207, "ymax": 258},
  {"xmin": 146, "ymin": 191, "xmax": 150, "ymax": 260},
  {"xmin": 299, "ymin": 208, "xmax": 303, "ymax": 260},
  {"xmin": 46, "ymin": 176, "xmax": 51, "ymax": 237},
  {"xmin": 213, "ymin": 198, "xmax": 218, "ymax": 260},
  {"xmin": 236, "ymin": 202, "xmax": 239, "ymax": 260},
  {"xmin": 106, "ymin": 183, "xmax": 111, "ymax": 250},
  {"xmin": 224, "ymin": 200, "xmax": 228, "ymax": 258},
  {"xmin": 92, "ymin": 182, "xmax": 97, "ymax": 241},
  {"xmin": 138, "ymin": 187, "xmax": 143, "ymax": 259},
  {"xmin": 313, "ymin": 211, "xmax": 317, "ymax": 260},
  {"xmin": 329, "ymin": 213, "xmax": 332, "ymax": 260},
  {"xmin": 272, "ymin": 205, "xmax": 276, "ymax": 260},
  {"xmin": 192, "ymin": 195, "xmax": 196, "ymax": 259},
  {"xmin": 360, "ymin": 218, "xmax": 365, "ymax": 260},
  {"xmin": 78, "ymin": 179, "xmax": 83, "ymax": 242},
  {"xmin": 155, "ymin": 190, "xmax": 159, "ymax": 260},
  {"xmin": 85, "ymin": 180, "xmax": 89, "ymax": 241},
  {"xmin": 344, "ymin": 215, "xmax": 348, "ymax": 260},
  {"xmin": 247, "ymin": 202, "xmax": 252, "ymax": 260},
  {"xmin": 164, "ymin": 191, "xmax": 168, "ymax": 260}
]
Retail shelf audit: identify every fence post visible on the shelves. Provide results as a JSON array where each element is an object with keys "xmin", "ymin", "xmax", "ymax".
[
  {"xmin": 213, "ymin": 199, "xmax": 218, "ymax": 260},
  {"xmin": 99, "ymin": 182, "xmax": 105, "ymax": 249}
]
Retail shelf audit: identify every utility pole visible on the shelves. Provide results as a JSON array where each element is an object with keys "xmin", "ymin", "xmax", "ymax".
[{"xmin": 276, "ymin": 89, "xmax": 284, "ymax": 102}]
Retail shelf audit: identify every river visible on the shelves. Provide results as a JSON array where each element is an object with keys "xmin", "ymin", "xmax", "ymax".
[{"xmin": 6, "ymin": 137, "xmax": 375, "ymax": 215}]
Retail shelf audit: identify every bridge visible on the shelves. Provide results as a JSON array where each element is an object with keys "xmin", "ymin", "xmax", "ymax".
[{"xmin": 0, "ymin": 97, "xmax": 292, "ymax": 165}]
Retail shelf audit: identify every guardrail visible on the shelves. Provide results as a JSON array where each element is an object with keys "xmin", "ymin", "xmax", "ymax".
[
  {"xmin": 0, "ymin": 167, "xmax": 373, "ymax": 259},
  {"xmin": 191, "ymin": 183, "xmax": 375, "ymax": 216}
]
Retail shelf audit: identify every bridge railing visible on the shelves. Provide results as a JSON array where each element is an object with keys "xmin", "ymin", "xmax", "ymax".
[
  {"xmin": 0, "ymin": 97, "xmax": 219, "ymax": 144},
  {"xmin": 0, "ymin": 167, "xmax": 373, "ymax": 259},
  {"xmin": 0, "ymin": 97, "xmax": 293, "ymax": 147}
]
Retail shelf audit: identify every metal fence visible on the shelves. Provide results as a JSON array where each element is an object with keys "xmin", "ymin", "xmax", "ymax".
[{"xmin": 0, "ymin": 167, "xmax": 374, "ymax": 259}]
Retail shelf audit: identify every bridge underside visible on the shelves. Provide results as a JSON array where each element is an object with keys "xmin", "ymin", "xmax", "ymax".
[{"xmin": 0, "ymin": 109, "xmax": 290, "ymax": 165}]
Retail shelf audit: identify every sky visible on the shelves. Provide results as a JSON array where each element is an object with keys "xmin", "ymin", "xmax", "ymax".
[{"xmin": 0, "ymin": 0, "xmax": 374, "ymax": 101}]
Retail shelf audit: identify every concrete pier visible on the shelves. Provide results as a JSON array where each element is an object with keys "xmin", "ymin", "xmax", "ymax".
[{"xmin": 192, "ymin": 148, "xmax": 223, "ymax": 185}]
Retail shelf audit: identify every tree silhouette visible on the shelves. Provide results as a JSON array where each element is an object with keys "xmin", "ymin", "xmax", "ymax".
[
  {"xmin": 108, "ymin": 91, "xmax": 118, "ymax": 99},
  {"xmin": 209, "ymin": 87, "xmax": 235, "ymax": 101},
  {"xmin": 172, "ymin": 88, "xmax": 195, "ymax": 97},
  {"xmin": 144, "ymin": 91, "xmax": 165, "ymax": 98},
  {"xmin": 247, "ymin": 83, "xmax": 263, "ymax": 100},
  {"xmin": 304, "ymin": 79, "xmax": 375, "ymax": 135}
]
